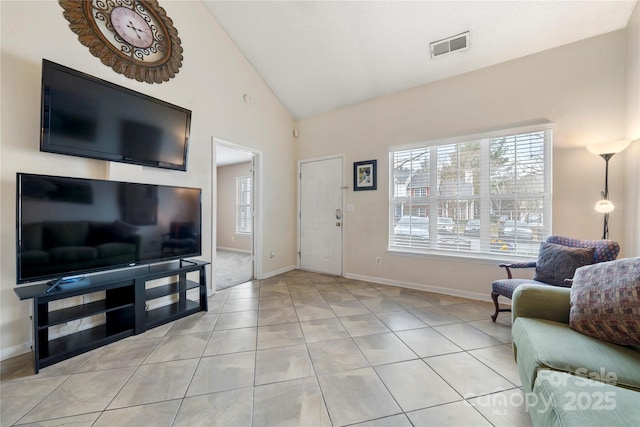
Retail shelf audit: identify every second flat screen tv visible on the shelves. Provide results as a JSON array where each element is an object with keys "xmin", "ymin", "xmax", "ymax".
[{"xmin": 41, "ymin": 59, "xmax": 191, "ymax": 171}]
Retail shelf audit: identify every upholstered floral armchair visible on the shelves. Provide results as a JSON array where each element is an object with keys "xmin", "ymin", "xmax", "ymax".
[{"xmin": 490, "ymin": 235, "xmax": 620, "ymax": 321}]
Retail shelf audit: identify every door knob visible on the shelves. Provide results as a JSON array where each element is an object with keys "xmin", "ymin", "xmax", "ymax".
[{"xmin": 336, "ymin": 222, "xmax": 341, "ymax": 227}]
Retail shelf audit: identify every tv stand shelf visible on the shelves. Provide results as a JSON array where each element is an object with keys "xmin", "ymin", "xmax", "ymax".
[
  {"xmin": 145, "ymin": 279, "xmax": 201, "ymax": 301},
  {"xmin": 42, "ymin": 298, "xmax": 135, "ymax": 328},
  {"xmin": 14, "ymin": 259, "xmax": 209, "ymax": 373},
  {"xmin": 146, "ymin": 299, "xmax": 201, "ymax": 330}
]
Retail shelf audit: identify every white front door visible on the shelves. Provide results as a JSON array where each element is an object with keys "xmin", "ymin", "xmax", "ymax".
[{"xmin": 299, "ymin": 157, "xmax": 343, "ymax": 275}]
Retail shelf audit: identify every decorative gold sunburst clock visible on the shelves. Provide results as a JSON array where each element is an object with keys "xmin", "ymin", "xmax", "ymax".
[{"xmin": 59, "ymin": 0, "xmax": 183, "ymax": 84}]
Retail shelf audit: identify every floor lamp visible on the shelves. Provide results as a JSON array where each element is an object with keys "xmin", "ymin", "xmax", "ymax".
[{"xmin": 586, "ymin": 139, "xmax": 631, "ymax": 239}]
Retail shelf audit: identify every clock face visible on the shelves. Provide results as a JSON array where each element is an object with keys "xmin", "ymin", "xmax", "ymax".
[
  {"xmin": 59, "ymin": 0, "xmax": 183, "ymax": 84},
  {"xmin": 111, "ymin": 6, "xmax": 153, "ymax": 49}
]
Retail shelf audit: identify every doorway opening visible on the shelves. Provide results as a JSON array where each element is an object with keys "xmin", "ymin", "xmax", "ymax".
[{"xmin": 215, "ymin": 142, "xmax": 257, "ymax": 290}]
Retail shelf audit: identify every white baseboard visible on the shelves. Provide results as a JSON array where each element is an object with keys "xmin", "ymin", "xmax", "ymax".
[
  {"xmin": 259, "ymin": 265, "xmax": 296, "ymax": 280},
  {"xmin": 216, "ymin": 247, "xmax": 252, "ymax": 254},
  {"xmin": 1, "ymin": 342, "xmax": 31, "ymax": 361},
  {"xmin": 343, "ymin": 272, "xmax": 498, "ymax": 303}
]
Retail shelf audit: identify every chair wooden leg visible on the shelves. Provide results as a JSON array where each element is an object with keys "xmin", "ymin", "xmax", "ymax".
[
  {"xmin": 491, "ymin": 292, "xmax": 500, "ymax": 322},
  {"xmin": 491, "ymin": 292, "xmax": 513, "ymax": 322}
]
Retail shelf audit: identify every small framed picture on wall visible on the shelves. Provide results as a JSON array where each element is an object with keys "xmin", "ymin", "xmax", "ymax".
[{"xmin": 353, "ymin": 159, "xmax": 377, "ymax": 191}]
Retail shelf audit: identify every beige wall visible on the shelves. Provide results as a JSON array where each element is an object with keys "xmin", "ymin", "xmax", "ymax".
[
  {"xmin": 217, "ymin": 162, "xmax": 253, "ymax": 252},
  {"xmin": 624, "ymin": 2, "xmax": 640, "ymax": 256},
  {"xmin": 1, "ymin": 1, "xmax": 637, "ymax": 361},
  {"xmin": 297, "ymin": 29, "xmax": 634, "ymax": 298},
  {"xmin": 0, "ymin": 1, "xmax": 297, "ymax": 359}
]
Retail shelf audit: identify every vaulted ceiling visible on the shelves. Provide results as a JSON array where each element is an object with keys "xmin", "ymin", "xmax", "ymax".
[{"xmin": 203, "ymin": 1, "xmax": 637, "ymax": 120}]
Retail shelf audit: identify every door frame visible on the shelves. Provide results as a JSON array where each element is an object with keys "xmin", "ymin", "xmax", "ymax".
[
  {"xmin": 213, "ymin": 138, "xmax": 263, "ymax": 288},
  {"xmin": 297, "ymin": 154, "xmax": 346, "ymax": 276}
]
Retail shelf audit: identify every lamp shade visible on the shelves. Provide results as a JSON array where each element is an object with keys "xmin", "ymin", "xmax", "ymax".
[
  {"xmin": 587, "ymin": 139, "xmax": 631, "ymax": 156},
  {"xmin": 595, "ymin": 199, "xmax": 615, "ymax": 213}
]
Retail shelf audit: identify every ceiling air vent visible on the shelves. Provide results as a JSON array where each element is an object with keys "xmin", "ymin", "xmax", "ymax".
[{"xmin": 430, "ymin": 32, "xmax": 469, "ymax": 58}]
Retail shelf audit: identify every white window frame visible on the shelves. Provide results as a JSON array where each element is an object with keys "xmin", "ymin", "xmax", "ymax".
[
  {"xmin": 389, "ymin": 122, "xmax": 553, "ymax": 260},
  {"xmin": 236, "ymin": 175, "xmax": 252, "ymax": 234}
]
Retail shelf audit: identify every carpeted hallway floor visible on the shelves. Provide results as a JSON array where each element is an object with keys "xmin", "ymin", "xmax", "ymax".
[{"xmin": 215, "ymin": 249, "xmax": 253, "ymax": 290}]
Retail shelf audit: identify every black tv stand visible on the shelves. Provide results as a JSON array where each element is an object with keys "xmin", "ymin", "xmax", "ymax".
[{"xmin": 14, "ymin": 260, "xmax": 209, "ymax": 373}]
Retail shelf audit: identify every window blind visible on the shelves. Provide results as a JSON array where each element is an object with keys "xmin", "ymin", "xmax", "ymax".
[{"xmin": 389, "ymin": 126, "xmax": 552, "ymax": 258}]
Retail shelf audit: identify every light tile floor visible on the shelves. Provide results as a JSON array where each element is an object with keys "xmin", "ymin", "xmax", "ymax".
[{"xmin": 0, "ymin": 270, "xmax": 533, "ymax": 426}]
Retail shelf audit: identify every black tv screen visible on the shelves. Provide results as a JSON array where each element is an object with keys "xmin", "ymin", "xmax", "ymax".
[
  {"xmin": 17, "ymin": 173, "xmax": 202, "ymax": 284},
  {"xmin": 41, "ymin": 59, "xmax": 191, "ymax": 171}
]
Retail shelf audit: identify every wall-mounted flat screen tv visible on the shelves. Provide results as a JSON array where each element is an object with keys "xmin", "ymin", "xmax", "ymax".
[
  {"xmin": 17, "ymin": 173, "xmax": 202, "ymax": 284},
  {"xmin": 40, "ymin": 59, "xmax": 191, "ymax": 171}
]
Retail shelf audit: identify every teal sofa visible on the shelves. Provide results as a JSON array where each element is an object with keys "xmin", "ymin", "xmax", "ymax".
[{"xmin": 511, "ymin": 258, "xmax": 640, "ymax": 427}]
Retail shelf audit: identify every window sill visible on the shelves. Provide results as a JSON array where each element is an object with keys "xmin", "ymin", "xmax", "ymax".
[{"xmin": 387, "ymin": 246, "xmax": 537, "ymax": 266}]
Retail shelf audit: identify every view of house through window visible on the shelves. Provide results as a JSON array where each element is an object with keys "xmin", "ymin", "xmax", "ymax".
[
  {"xmin": 389, "ymin": 125, "xmax": 552, "ymax": 258},
  {"xmin": 236, "ymin": 175, "xmax": 252, "ymax": 234}
]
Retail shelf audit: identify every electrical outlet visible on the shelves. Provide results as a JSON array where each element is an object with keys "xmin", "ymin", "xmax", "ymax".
[
  {"xmin": 376, "ymin": 256, "xmax": 382, "ymax": 265},
  {"xmin": 269, "ymin": 251, "xmax": 275, "ymax": 259}
]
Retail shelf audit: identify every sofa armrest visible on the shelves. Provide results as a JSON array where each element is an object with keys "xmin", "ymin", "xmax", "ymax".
[{"xmin": 512, "ymin": 284, "xmax": 571, "ymax": 325}]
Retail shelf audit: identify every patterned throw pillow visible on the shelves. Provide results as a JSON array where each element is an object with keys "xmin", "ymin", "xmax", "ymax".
[
  {"xmin": 570, "ymin": 257, "xmax": 640, "ymax": 346},
  {"xmin": 533, "ymin": 242, "xmax": 594, "ymax": 287}
]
